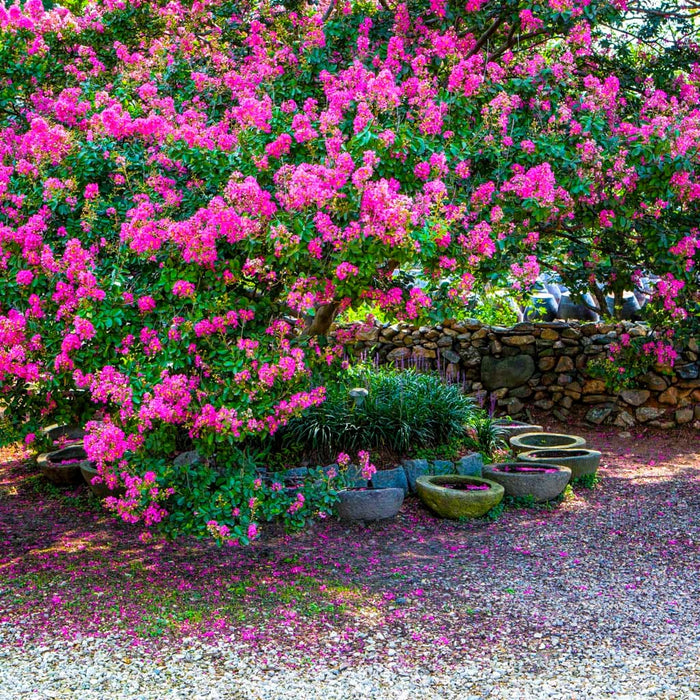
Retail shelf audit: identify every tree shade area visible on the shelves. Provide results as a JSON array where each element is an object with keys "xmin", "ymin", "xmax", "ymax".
[{"xmin": 0, "ymin": 0, "xmax": 698, "ymax": 541}]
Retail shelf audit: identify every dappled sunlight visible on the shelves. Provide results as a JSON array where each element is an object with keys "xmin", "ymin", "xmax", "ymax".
[{"xmin": 0, "ymin": 424, "xmax": 698, "ymax": 668}]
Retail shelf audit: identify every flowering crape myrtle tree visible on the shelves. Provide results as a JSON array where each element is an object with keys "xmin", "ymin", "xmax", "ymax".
[{"xmin": 0, "ymin": 0, "xmax": 698, "ymax": 542}]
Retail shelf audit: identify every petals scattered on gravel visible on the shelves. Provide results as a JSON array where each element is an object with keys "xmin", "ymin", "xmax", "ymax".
[{"xmin": 1, "ymin": 423, "xmax": 698, "ymax": 698}]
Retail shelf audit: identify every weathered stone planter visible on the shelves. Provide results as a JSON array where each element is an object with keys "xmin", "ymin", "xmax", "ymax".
[
  {"xmin": 415, "ymin": 475, "xmax": 504, "ymax": 519},
  {"xmin": 80, "ymin": 463, "xmax": 126, "ymax": 499},
  {"xmin": 509, "ymin": 432, "xmax": 586, "ymax": 454},
  {"xmin": 493, "ymin": 420, "xmax": 543, "ymax": 439},
  {"xmin": 336, "ymin": 488, "xmax": 404, "ymax": 522},
  {"xmin": 37, "ymin": 446, "xmax": 88, "ymax": 486},
  {"xmin": 42, "ymin": 424, "xmax": 85, "ymax": 446},
  {"xmin": 517, "ymin": 448, "xmax": 601, "ymax": 479},
  {"xmin": 482, "ymin": 462, "xmax": 571, "ymax": 503}
]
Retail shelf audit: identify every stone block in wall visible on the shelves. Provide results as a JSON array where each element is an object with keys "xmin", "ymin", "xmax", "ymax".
[
  {"xmin": 658, "ymin": 387, "xmax": 680, "ymax": 405},
  {"xmin": 502, "ymin": 335, "xmax": 536, "ymax": 347},
  {"xmin": 386, "ymin": 347, "xmax": 412, "ymax": 363},
  {"xmin": 555, "ymin": 356, "xmax": 575, "ymax": 372},
  {"xmin": 583, "ymin": 394, "xmax": 613, "ymax": 404},
  {"xmin": 481, "ymin": 355, "xmax": 535, "ymax": 390},
  {"xmin": 583, "ymin": 379, "xmax": 607, "ymax": 394},
  {"xmin": 677, "ymin": 364, "xmax": 699, "ymax": 380},
  {"xmin": 636, "ymin": 406, "xmax": 666, "ymax": 422},
  {"xmin": 614, "ymin": 410, "xmax": 636, "ymax": 428},
  {"xmin": 540, "ymin": 328, "xmax": 560, "ymax": 341},
  {"xmin": 561, "ymin": 327, "xmax": 581, "ymax": 339},
  {"xmin": 562, "ymin": 346, "xmax": 581, "ymax": 356},
  {"xmin": 437, "ymin": 335, "xmax": 453, "ymax": 347},
  {"xmin": 440, "ymin": 349, "xmax": 460, "ymax": 364},
  {"xmin": 586, "ymin": 405, "xmax": 615, "ymax": 424},
  {"xmin": 356, "ymin": 327, "xmax": 379, "ymax": 342},
  {"xmin": 676, "ymin": 408, "xmax": 694, "ymax": 424},
  {"xmin": 643, "ymin": 373, "xmax": 668, "ymax": 391},
  {"xmin": 509, "ymin": 386, "xmax": 532, "ymax": 399},
  {"xmin": 539, "ymin": 357, "xmax": 556, "ymax": 371},
  {"xmin": 499, "ymin": 397, "xmax": 524, "ymax": 415},
  {"xmin": 413, "ymin": 347, "xmax": 436, "ymax": 360},
  {"xmin": 461, "ymin": 346, "xmax": 482, "ymax": 367},
  {"xmin": 620, "ymin": 389, "xmax": 650, "ymax": 406},
  {"xmin": 648, "ymin": 420, "xmax": 675, "ymax": 429}
]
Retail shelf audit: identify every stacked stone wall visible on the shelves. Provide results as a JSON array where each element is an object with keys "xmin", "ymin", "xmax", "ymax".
[{"xmin": 342, "ymin": 321, "xmax": 700, "ymax": 429}]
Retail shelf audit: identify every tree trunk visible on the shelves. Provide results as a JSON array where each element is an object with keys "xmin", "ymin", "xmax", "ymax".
[{"xmin": 303, "ymin": 302, "xmax": 340, "ymax": 337}]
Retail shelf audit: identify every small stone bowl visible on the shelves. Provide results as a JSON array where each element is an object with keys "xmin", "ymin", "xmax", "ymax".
[
  {"xmin": 492, "ymin": 420, "xmax": 543, "ymax": 439},
  {"xmin": 80, "ymin": 463, "xmax": 126, "ymax": 499},
  {"xmin": 37, "ymin": 445, "xmax": 89, "ymax": 486},
  {"xmin": 336, "ymin": 487, "xmax": 404, "ymax": 522},
  {"xmin": 482, "ymin": 462, "xmax": 571, "ymax": 503},
  {"xmin": 517, "ymin": 449, "xmax": 601, "ymax": 479},
  {"xmin": 415, "ymin": 475, "xmax": 504, "ymax": 519},
  {"xmin": 510, "ymin": 432, "xmax": 587, "ymax": 454}
]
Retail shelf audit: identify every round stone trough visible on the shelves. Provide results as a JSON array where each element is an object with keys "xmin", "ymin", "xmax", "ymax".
[
  {"xmin": 415, "ymin": 475, "xmax": 504, "ymax": 519},
  {"xmin": 482, "ymin": 462, "xmax": 571, "ymax": 503},
  {"xmin": 517, "ymin": 449, "xmax": 602, "ymax": 479},
  {"xmin": 493, "ymin": 420, "xmax": 543, "ymax": 440},
  {"xmin": 80, "ymin": 463, "xmax": 127, "ymax": 499},
  {"xmin": 336, "ymin": 487, "xmax": 404, "ymax": 522},
  {"xmin": 37, "ymin": 445, "xmax": 90, "ymax": 486},
  {"xmin": 510, "ymin": 432, "xmax": 586, "ymax": 454}
]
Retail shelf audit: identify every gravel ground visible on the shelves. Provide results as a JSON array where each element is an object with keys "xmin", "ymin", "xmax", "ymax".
[{"xmin": 1, "ymin": 423, "xmax": 698, "ymax": 699}]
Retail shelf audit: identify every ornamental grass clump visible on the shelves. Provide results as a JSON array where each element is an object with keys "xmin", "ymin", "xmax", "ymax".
[{"xmin": 283, "ymin": 366, "xmax": 477, "ymax": 462}]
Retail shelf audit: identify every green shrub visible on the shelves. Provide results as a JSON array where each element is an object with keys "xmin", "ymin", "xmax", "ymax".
[
  {"xmin": 282, "ymin": 366, "xmax": 477, "ymax": 462},
  {"xmin": 463, "ymin": 415, "xmax": 508, "ymax": 460}
]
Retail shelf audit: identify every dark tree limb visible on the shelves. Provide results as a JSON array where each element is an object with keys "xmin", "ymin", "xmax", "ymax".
[{"xmin": 303, "ymin": 302, "xmax": 340, "ymax": 336}]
